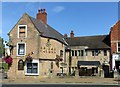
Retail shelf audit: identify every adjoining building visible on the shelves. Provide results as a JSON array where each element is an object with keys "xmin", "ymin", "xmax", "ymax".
[
  {"xmin": 65, "ymin": 20, "xmax": 120, "ymax": 77},
  {"xmin": 110, "ymin": 20, "xmax": 120, "ymax": 72},
  {"xmin": 6, "ymin": 9, "xmax": 120, "ymax": 79},
  {"xmin": 65, "ymin": 31, "xmax": 111, "ymax": 76}
]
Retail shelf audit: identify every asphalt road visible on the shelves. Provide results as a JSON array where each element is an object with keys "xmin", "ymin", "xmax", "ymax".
[{"xmin": 1, "ymin": 84, "xmax": 120, "ymax": 87}]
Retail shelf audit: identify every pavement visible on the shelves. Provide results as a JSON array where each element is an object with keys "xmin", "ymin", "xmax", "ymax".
[{"xmin": 1, "ymin": 76, "xmax": 120, "ymax": 85}]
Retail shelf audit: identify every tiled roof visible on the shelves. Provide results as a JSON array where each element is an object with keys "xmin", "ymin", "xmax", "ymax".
[
  {"xmin": 66, "ymin": 35, "xmax": 110, "ymax": 49},
  {"xmin": 28, "ymin": 15, "xmax": 66, "ymax": 44}
]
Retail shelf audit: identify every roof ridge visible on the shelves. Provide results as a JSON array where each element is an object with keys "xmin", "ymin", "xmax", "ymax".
[{"xmin": 67, "ymin": 34, "xmax": 108, "ymax": 39}]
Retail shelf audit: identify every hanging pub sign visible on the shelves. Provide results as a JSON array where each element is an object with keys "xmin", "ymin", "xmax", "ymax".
[{"xmin": 18, "ymin": 59, "xmax": 24, "ymax": 70}]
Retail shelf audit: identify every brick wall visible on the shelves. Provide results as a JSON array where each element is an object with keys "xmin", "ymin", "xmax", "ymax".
[{"xmin": 110, "ymin": 20, "xmax": 120, "ymax": 54}]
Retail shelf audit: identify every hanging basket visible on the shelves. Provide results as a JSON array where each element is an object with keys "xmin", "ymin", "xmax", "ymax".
[
  {"xmin": 4, "ymin": 56, "xmax": 13, "ymax": 66},
  {"xmin": 26, "ymin": 56, "xmax": 33, "ymax": 62}
]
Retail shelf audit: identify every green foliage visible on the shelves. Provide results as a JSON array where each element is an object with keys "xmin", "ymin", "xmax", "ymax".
[
  {"xmin": 0, "ymin": 37, "xmax": 5, "ymax": 57},
  {"xmin": 0, "ymin": 62, "xmax": 8, "ymax": 71},
  {"xmin": 2, "ymin": 63, "xmax": 8, "ymax": 71}
]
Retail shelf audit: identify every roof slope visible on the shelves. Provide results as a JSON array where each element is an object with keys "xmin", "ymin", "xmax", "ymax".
[
  {"xmin": 66, "ymin": 35, "xmax": 110, "ymax": 49},
  {"xmin": 28, "ymin": 15, "xmax": 66, "ymax": 44}
]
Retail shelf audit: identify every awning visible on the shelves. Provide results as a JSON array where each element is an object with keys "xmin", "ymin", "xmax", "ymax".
[{"xmin": 78, "ymin": 61, "xmax": 100, "ymax": 66}]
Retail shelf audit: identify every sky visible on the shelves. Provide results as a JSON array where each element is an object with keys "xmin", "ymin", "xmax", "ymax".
[{"xmin": 1, "ymin": 2, "xmax": 119, "ymax": 41}]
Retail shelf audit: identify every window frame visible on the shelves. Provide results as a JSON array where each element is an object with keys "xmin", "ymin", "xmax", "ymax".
[
  {"xmin": 17, "ymin": 42, "xmax": 26, "ymax": 56},
  {"xmin": 18, "ymin": 25, "xmax": 27, "ymax": 38},
  {"xmin": 71, "ymin": 50, "xmax": 74, "ymax": 56},
  {"xmin": 92, "ymin": 50, "xmax": 99, "ymax": 56},
  {"xmin": 25, "ymin": 59, "xmax": 39, "ymax": 76},
  {"xmin": 104, "ymin": 50, "xmax": 107, "ymax": 56},
  {"xmin": 117, "ymin": 42, "xmax": 120, "ymax": 53}
]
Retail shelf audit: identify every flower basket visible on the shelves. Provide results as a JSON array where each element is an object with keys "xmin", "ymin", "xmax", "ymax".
[
  {"xmin": 4, "ymin": 56, "xmax": 13, "ymax": 67},
  {"xmin": 55, "ymin": 55, "xmax": 63, "ymax": 67},
  {"xmin": 26, "ymin": 56, "xmax": 33, "ymax": 62}
]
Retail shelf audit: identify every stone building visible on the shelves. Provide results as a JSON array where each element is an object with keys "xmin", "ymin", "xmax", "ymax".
[
  {"xmin": 65, "ymin": 31, "xmax": 111, "ymax": 76},
  {"xmin": 7, "ymin": 9, "xmax": 67, "ymax": 79}
]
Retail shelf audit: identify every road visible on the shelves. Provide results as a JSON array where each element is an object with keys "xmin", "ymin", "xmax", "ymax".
[{"xmin": 1, "ymin": 84, "xmax": 119, "ymax": 87}]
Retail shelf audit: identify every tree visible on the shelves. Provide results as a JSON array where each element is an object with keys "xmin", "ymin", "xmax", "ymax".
[{"xmin": 0, "ymin": 37, "xmax": 5, "ymax": 58}]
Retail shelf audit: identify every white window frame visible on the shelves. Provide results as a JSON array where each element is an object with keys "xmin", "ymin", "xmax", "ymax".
[
  {"xmin": 117, "ymin": 42, "xmax": 120, "ymax": 53},
  {"xmin": 25, "ymin": 59, "xmax": 39, "ymax": 76},
  {"xmin": 17, "ymin": 42, "xmax": 26, "ymax": 56},
  {"xmin": 18, "ymin": 25, "xmax": 27, "ymax": 38}
]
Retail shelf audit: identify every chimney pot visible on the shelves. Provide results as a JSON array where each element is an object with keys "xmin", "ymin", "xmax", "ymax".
[
  {"xmin": 38, "ymin": 9, "xmax": 41, "ymax": 12},
  {"xmin": 70, "ymin": 30, "xmax": 74, "ymax": 38},
  {"xmin": 36, "ymin": 8, "xmax": 47, "ymax": 24}
]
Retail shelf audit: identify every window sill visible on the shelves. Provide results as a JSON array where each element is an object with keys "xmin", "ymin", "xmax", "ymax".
[
  {"xmin": 25, "ymin": 73, "xmax": 39, "ymax": 76},
  {"xmin": 17, "ymin": 55, "xmax": 25, "ymax": 57}
]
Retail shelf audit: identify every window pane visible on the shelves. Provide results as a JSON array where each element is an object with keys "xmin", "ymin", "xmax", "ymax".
[
  {"xmin": 19, "ymin": 33, "xmax": 25, "ymax": 37},
  {"xmin": 95, "ymin": 50, "xmax": 99, "ymax": 56},
  {"xmin": 78, "ymin": 50, "xmax": 80, "ymax": 56},
  {"xmin": 60, "ymin": 50, "xmax": 63, "ymax": 56},
  {"xmin": 75, "ymin": 50, "xmax": 77, "ymax": 56},
  {"xmin": 118, "ymin": 42, "xmax": 120, "ymax": 52},
  {"xmin": 104, "ymin": 50, "xmax": 107, "ymax": 56},
  {"xmin": 118, "ymin": 42, "xmax": 120, "ymax": 46},
  {"xmin": 19, "ymin": 26, "xmax": 26, "ymax": 38},
  {"xmin": 18, "ymin": 44, "xmax": 25, "ymax": 55},
  {"xmin": 33, "ymin": 63, "xmax": 38, "ymax": 68},
  {"xmin": 81, "ymin": 50, "xmax": 84, "ymax": 56},
  {"xmin": 27, "ymin": 63, "xmax": 32, "ymax": 68},
  {"xmin": 27, "ymin": 63, "xmax": 38, "ymax": 74},
  {"xmin": 32, "ymin": 69, "xmax": 37, "ymax": 73},
  {"xmin": 20, "ymin": 28, "xmax": 25, "ymax": 32},
  {"xmin": 72, "ymin": 50, "xmax": 74, "ymax": 56},
  {"xmin": 27, "ymin": 69, "xmax": 32, "ymax": 73},
  {"xmin": 92, "ymin": 51, "xmax": 94, "ymax": 56},
  {"xmin": 118, "ymin": 48, "xmax": 120, "ymax": 52}
]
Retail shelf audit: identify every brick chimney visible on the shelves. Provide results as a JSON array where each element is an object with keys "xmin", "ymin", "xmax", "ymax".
[
  {"xmin": 64, "ymin": 34, "xmax": 68, "ymax": 38},
  {"xmin": 36, "ymin": 9, "xmax": 47, "ymax": 24},
  {"xmin": 70, "ymin": 31, "xmax": 74, "ymax": 38}
]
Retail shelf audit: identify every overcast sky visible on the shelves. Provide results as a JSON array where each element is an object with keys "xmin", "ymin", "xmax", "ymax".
[{"xmin": 1, "ymin": 2, "xmax": 118, "ymax": 41}]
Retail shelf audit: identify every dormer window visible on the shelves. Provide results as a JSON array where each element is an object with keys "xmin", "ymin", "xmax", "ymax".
[{"xmin": 18, "ymin": 25, "xmax": 27, "ymax": 38}]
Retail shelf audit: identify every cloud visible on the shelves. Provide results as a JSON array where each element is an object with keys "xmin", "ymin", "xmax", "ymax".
[{"xmin": 53, "ymin": 6, "xmax": 65, "ymax": 13}]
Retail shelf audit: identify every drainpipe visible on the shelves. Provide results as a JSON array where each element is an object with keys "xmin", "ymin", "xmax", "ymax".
[
  {"xmin": 69, "ymin": 48, "xmax": 71, "ymax": 75},
  {"xmin": 37, "ymin": 33, "xmax": 40, "ymax": 58}
]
